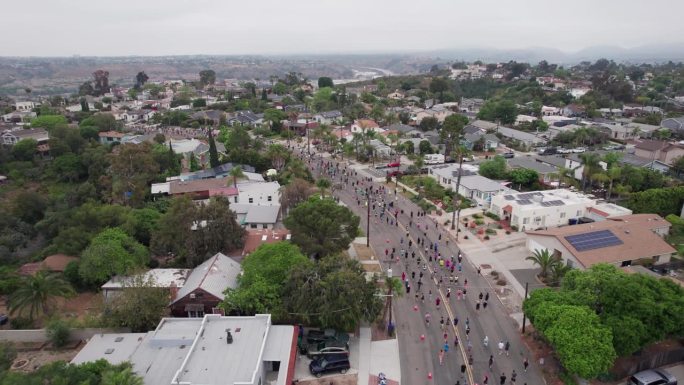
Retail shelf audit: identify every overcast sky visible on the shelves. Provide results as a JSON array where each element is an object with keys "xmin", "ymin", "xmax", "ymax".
[{"xmin": 2, "ymin": 0, "xmax": 683, "ymax": 56}]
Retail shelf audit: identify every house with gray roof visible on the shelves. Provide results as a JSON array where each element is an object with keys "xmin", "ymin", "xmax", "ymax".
[
  {"xmin": 462, "ymin": 132, "xmax": 499, "ymax": 150},
  {"xmin": 459, "ymin": 175, "xmax": 511, "ymax": 208},
  {"xmin": 313, "ymin": 110, "xmax": 343, "ymax": 125},
  {"xmin": 661, "ymin": 117, "xmax": 684, "ymax": 133},
  {"xmin": 496, "ymin": 126, "xmax": 546, "ymax": 147},
  {"xmin": 507, "ymin": 156, "xmax": 559, "ymax": 185},
  {"xmin": 169, "ymin": 252, "xmax": 242, "ymax": 317},
  {"xmin": 232, "ymin": 204, "xmax": 281, "ymax": 229}
]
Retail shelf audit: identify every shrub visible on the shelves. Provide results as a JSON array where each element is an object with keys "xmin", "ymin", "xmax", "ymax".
[
  {"xmin": 10, "ymin": 317, "xmax": 34, "ymax": 330},
  {"xmin": 0, "ymin": 341, "xmax": 16, "ymax": 371},
  {"xmin": 506, "ymin": 230, "xmax": 511, "ymax": 235},
  {"xmin": 484, "ymin": 235, "xmax": 490, "ymax": 240},
  {"xmin": 496, "ymin": 278, "xmax": 507, "ymax": 285},
  {"xmin": 485, "ymin": 212, "xmax": 501, "ymax": 220},
  {"xmin": 511, "ymin": 225, "xmax": 519, "ymax": 231},
  {"xmin": 475, "ymin": 218, "xmax": 485, "ymax": 225},
  {"xmin": 491, "ymin": 270, "xmax": 499, "ymax": 277},
  {"xmin": 497, "ymin": 224, "xmax": 503, "ymax": 229},
  {"xmin": 46, "ymin": 319, "xmax": 70, "ymax": 348},
  {"xmin": 473, "ymin": 213, "xmax": 483, "ymax": 219},
  {"xmin": 485, "ymin": 228, "xmax": 497, "ymax": 235}
]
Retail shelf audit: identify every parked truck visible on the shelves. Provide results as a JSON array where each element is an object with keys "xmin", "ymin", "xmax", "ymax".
[{"xmin": 423, "ymin": 153, "xmax": 445, "ymax": 165}]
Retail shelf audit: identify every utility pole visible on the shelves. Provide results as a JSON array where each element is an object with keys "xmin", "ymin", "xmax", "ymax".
[
  {"xmin": 366, "ymin": 189, "xmax": 371, "ymax": 247},
  {"xmin": 521, "ymin": 282, "xmax": 529, "ymax": 333},
  {"xmin": 306, "ymin": 118, "xmax": 311, "ymax": 155},
  {"xmin": 451, "ymin": 144, "xmax": 465, "ymax": 231}
]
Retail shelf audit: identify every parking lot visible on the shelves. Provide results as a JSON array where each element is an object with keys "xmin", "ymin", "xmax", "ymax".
[{"xmin": 292, "ymin": 332, "xmax": 359, "ymax": 383}]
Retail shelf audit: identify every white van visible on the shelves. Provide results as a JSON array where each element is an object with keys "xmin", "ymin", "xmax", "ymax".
[{"xmin": 424, "ymin": 153, "xmax": 445, "ymax": 165}]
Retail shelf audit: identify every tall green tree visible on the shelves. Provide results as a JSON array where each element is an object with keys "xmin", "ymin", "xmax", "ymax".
[
  {"xmin": 79, "ymin": 227, "xmax": 149, "ymax": 285},
  {"xmin": 150, "ymin": 196, "xmax": 245, "ymax": 267},
  {"xmin": 440, "ymin": 114, "xmax": 468, "ymax": 157},
  {"xmin": 107, "ymin": 273, "xmax": 169, "ymax": 332},
  {"xmin": 8, "ymin": 271, "xmax": 75, "ymax": 321},
  {"xmin": 284, "ymin": 197, "xmax": 360, "ymax": 258},
  {"xmin": 282, "ymin": 257, "xmax": 382, "ymax": 330},
  {"xmin": 207, "ymin": 129, "xmax": 220, "ymax": 168},
  {"xmin": 318, "ymin": 77, "xmax": 334, "ymax": 89},
  {"xmin": 109, "ymin": 143, "xmax": 160, "ymax": 207},
  {"xmin": 199, "ymin": 69, "xmax": 216, "ymax": 86},
  {"xmin": 222, "ymin": 242, "xmax": 310, "ymax": 317},
  {"xmin": 478, "ymin": 155, "xmax": 508, "ymax": 179},
  {"xmin": 316, "ymin": 178, "xmax": 332, "ymax": 198}
]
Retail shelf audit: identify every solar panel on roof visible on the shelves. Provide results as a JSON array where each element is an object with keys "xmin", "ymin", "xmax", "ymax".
[
  {"xmin": 564, "ymin": 230, "xmax": 623, "ymax": 252},
  {"xmin": 516, "ymin": 199, "xmax": 532, "ymax": 205},
  {"xmin": 504, "ymin": 195, "xmax": 515, "ymax": 200}
]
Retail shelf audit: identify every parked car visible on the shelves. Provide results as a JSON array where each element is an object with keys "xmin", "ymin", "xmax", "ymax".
[
  {"xmin": 539, "ymin": 147, "xmax": 557, "ymax": 155},
  {"xmin": 0, "ymin": 314, "xmax": 7, "ymax": 326},
  {"xmin": 386, "ymin": 162, "xmax": 400, "ymax": 168},
  {"xmin": 557, "ymin": 148, "xmax": 572, "ymax": 154},
  {"xmin": 305, "ymin": 329, "xmax": 350, "ymax": 345},
  {"xmin": 306, "ymin": 340, "xmax": 349, "ymax": 359},
  {"xmin": 628, "ymin": 369, "xmax": 677, "ymax": 385},
  {"xmin": 309, "ymin": 354, "xmax": 351, "ymax": 378},
  {"xmin": 572, "ymin": 147, "xmax": 586, "ymax": 153},
  {"xmin": 503, "ymin": 152, "xmax": 515, "ymax": 159},
  {"xmin": 387, "ymin": 170, "xmax": 402, "ymax": 178}
]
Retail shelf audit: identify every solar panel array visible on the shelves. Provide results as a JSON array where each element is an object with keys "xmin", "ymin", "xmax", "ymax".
[
  {"xmin": 564, "ymin": 230, "xmax": 623, "ymax": 252},
  {"xmin": 516, "ymin": 199, "xmax": 533, "ymax": 205},
  {"xmin": 517, "ymin": 192, "xmax": 542, "ymax": 200},
  {"xmin": 540, "ymin": 200, "xmax": 565, "ymax": 207},
  {"xmin": 504, "ymin": 195, "xmax": 515, "ymax": 200}
]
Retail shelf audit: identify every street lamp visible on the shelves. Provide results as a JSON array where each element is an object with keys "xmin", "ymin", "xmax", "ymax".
[{"xmin": 366, "ymin": 189, "xmax": 371, "ymax": 247}]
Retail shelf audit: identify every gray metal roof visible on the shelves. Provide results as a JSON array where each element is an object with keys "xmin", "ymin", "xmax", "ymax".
[
  {"xmin": 171, "ymin": 253, "xmax": 241, "ymax": 304},
  {"xmin": 460, "ymin": 175, "xmax": 506, "ymax": 192},
  {"xmin": 507, "ymin": 157, "xmax": 558, "ymax": 174},
  {"xmin": 71, "ymin": 333, "xmax": 148, "ymax": 366},
  {"xmin": 242, "ymin": 204, "xmax": 281, "ymax": 224}
]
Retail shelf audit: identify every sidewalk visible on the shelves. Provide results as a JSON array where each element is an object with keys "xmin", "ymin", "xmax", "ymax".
[{"xmin": 357, "ymin": 326, "xmax": 402, "ymax": 385}]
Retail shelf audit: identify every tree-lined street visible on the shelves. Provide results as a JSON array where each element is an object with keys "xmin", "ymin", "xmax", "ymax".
[{"xmin": 300, "ymin": 143, "xmax": 544, "ymax": 385}]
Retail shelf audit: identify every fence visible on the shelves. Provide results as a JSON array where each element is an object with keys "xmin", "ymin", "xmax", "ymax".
[
  {"xmin": 0, "ymin": 328, "xmax": 130, "ymax": 343},
  {"xmin": 610, "ymin": 340, "xmax": 684, "ymax": 379}
]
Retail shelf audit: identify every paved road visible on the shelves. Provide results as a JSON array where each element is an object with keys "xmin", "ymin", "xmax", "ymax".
[{"xmin": 298, "ymin": 146, "xmax": 544, "ymax": 385}]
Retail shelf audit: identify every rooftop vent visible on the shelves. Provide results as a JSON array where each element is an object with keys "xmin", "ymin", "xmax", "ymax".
[
  {"xmin": 105, "ymin": 348, "xmax": 114, "ymax": 355},
  {"xmin": 114, "ymin": 337, "xmax": 124, "ymax": 343},
  {"xmin": 225, "ymin": 328, "xmax": 233, "ymax": 344}
]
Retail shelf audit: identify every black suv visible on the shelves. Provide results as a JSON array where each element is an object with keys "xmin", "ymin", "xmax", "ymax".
[{"xmin": 309, "ymin": 354, "xmax": 351, "ymax": 377}]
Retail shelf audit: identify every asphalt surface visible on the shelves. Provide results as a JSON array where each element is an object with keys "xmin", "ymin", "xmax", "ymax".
[{"xmin": 298, "ymin": 146, "xmax": 544, "ymax": 385}]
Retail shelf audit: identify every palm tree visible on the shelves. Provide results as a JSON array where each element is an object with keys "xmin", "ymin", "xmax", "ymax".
[
  {"xmin": 101, "ymin": 367, "xmax": 144, "ymax": 385},
  {"xmin": 229, "ymin": 166, "xmax": 244, "ymax": 188},
  {"xmin": 316, "ymin": 178, "xmax": 332, "ymax": 198},
  {"xmin": 548, "ymin": 263, "xmax": 572, "ymax": 287},
  {"xmin": 526, "ymin": 249, "xmax": 559, "ymax": 280},
  {"xmin": 267, "ymin": 144, "xmax": 289, "ymax": 171},
  {"xmin": 8, "ymin": 271, "xmax": 75, "ymax": 321},
  {"xmin": 605, "ymin": 167, "xmax": 621, "ymax": 202},
  {"xmin": 579, "ymin": 153, "xmax": 601, "ymax": 191}
]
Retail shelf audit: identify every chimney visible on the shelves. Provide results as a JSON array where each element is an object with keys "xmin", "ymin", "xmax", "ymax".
[
  {"xmin": 225, "ymin": 329, "xmax": 233, "ymax": 344},
  {"xmin": 169, "ymin": 282, "xmax": 178, "ymax": 301}
]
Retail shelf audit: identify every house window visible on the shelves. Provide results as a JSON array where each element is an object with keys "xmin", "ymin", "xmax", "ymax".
[
  {"xmin": 188, "ymin": 310, "xmax": 205, "ymax": 318},
  {"xmin": 560, "ymin": 212, "xmax": 566, "ymax": 219},
  {"xmin": 263, "ymin": 224, "xmax": 268, "ymax": 229},
  {"xmin": 267, "ymin": 196, "xmax": 272, "ymax": 202},
  {"xmin": 250, "ymin": 224, "xmax": 257, "ymax": 229},
  {"xmin": 576, "ymin": 210, "xmax": 581, "ymax": 217},
  {"xmin": 234, "ymin": 197, "xmax": 238, "ymax": 203},
  {"xmin": 523, "ymin": 218, "xmax": 529, "ymax": 224},
  {"xmin": 249, "ymin": 197, "xmax": 254, "ymax": 203}
]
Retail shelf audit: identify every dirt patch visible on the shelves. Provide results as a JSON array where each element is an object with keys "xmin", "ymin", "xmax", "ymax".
[
  {"xmin": 353, "ymin": 244, "xmax": 376, "ymax": 261},
  {"xmin": 295, "ymin": 373, "xmax": 357, "ymax": 385},
  {"xmin": 361, "ymin": 263, "xmax": 383, "ymax": 273},
  {"xmin": 521, "ymin": 330, "xmax": 564, "ymax": 385},
  {"xmin": 11, "ymin": 346, "xmax": 82, "ymax": 373},
  {"xmin": 57, "ymin": 292, "xmax": 103, "ymax": 322}
]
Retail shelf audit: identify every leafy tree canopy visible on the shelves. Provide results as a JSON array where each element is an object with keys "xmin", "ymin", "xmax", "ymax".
[
  {"xmin": 79, "ymin": 227, "xmax": 149, "ymax": 285},
  {"xmin": 284, "ymin": 197, "xmax": 360, "ymax": 258}
]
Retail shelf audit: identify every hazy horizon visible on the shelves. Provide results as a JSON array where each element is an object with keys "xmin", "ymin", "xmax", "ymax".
[{"xmin": 2, "ymin": 0, "xmax": 683, "ymax": 57}]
